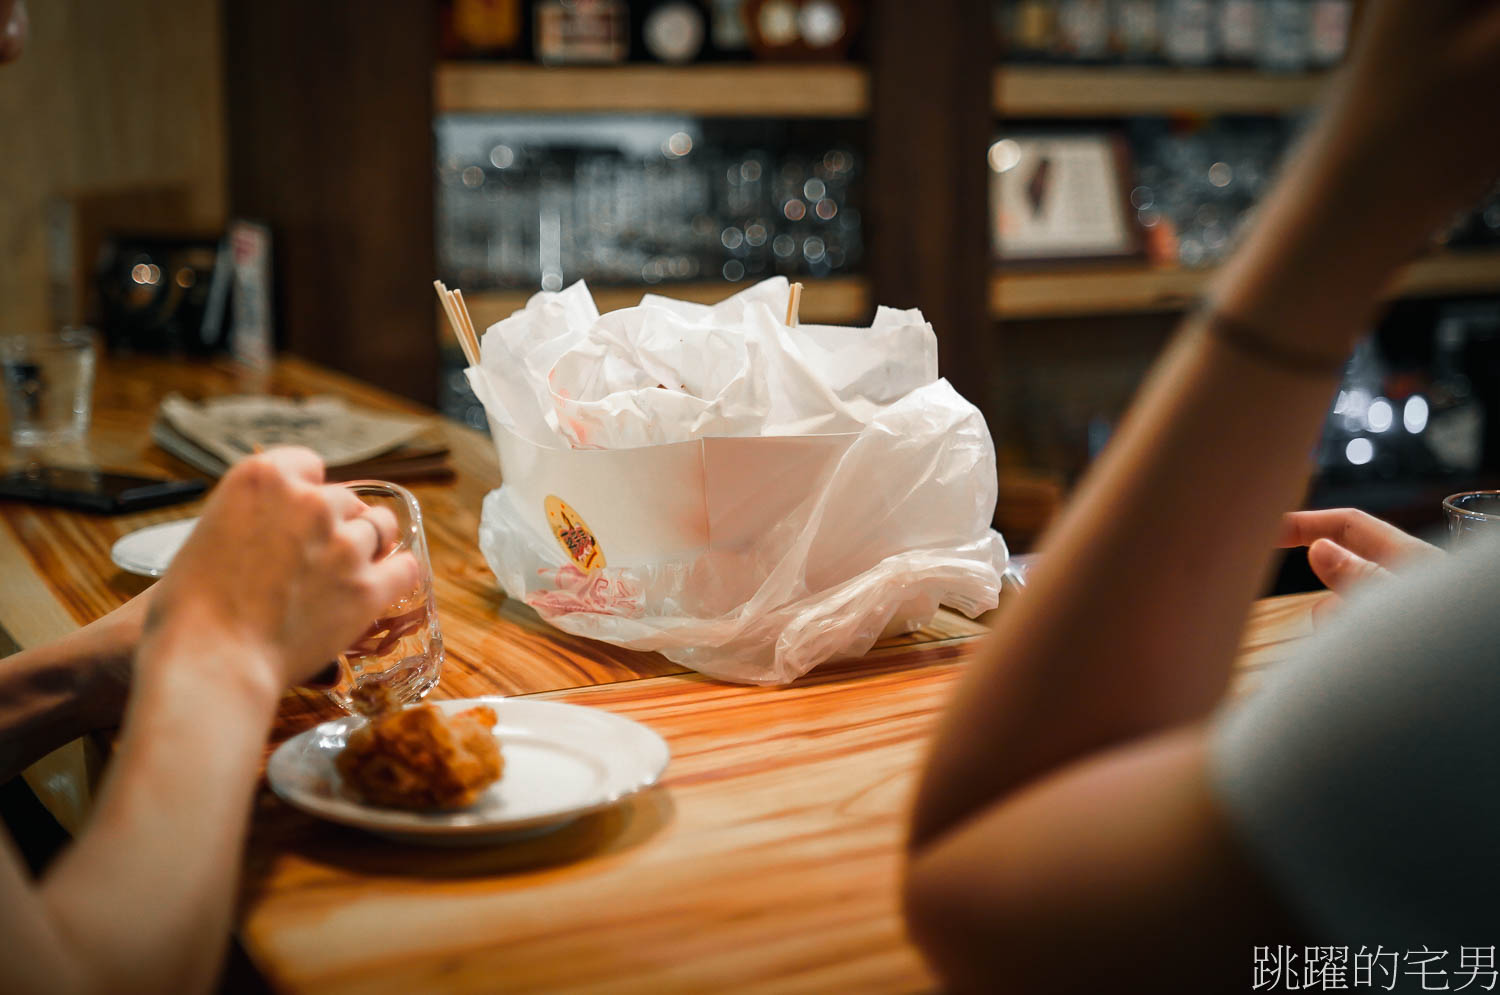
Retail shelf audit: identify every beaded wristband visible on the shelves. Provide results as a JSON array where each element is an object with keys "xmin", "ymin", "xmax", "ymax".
[{"xmin": 1196, "ymin": 306, "xmax": 1350, "ymax": 378}]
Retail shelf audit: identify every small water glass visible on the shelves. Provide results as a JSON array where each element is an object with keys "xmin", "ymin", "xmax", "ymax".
[
  {"xmin": 330, "ymin": 480, "xmax": 444, "ymax": 715},
  {"xmin": 1, "ymin": 328, "xmax": 97, "ymax": 447},
  {"xmin": 1443, "ymin": 491, "xmax": 1500, "ymax": 547}
]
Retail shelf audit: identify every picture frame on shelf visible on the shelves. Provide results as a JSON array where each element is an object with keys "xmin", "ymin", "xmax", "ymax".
[{"xmin": 989, "ymin": 131, "xmax": 1141, "ymax": 263}]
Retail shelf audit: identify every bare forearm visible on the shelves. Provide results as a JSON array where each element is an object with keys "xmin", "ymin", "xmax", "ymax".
[
  {"xmin": 0, "ymin": 619, "xmax": 133, "ymax": 783},
  {"xmin": 37, "ymin": 636, "xmax": 277, "ymax": 995},
  {"xmin": 911, "ymin": 82, "xmax": 1439, "ymax": 849},
  {"xmin": 0, "ymin": 447, "xmax": 418, "ymax": 994},
  {"xmin": 911, "ymin": 337, "xmax": 1337, "ymax": 847}
]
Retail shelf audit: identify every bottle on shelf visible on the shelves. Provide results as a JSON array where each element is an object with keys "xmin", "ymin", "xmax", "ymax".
[
  {"xmin": 1257, "ymin": 0, "xmax": 1311, "ymax": 73},
  {"xmin": 1004, "ymin": 0, "xmax": 1061, "ymax": 62},
  {"xmin": 742, "ymin": 0, "xmax": 861, "ymax": 60},
  {"xmin": 442, "ymin": 0, "xmax": 528, "ymax": 59},
  {"xmin": 1110, "ymin": 0, "xmax": 1161, "ymax": 64},
  {"xmin": 1307, "ymin": 0, "xmax": 1352, "ymax": 69},
  {"xmin": 996, "ymin": 0, "xmax": 1352, "ymax": 68},
  {"xmin": 1161, "ymin": 0, "xmax": 1218, "ymax": 67},
  {"xmin": 1216, "ymin": 0, "xmax": 1261, "ymax": 68},
  {"xmin": 533, "ymin": 0, "xmax": 629, "ymax": 65},
  {"xmin": 708, "ymin": 0, "xmax": 752, "ymax": 58},
  {"xmin": 638, "ymin": 1, "xmax": 709, "ymax": 63},
  {"xmin": 1056, "ymin": 0, "xmax": 1111, "ymax": 63}
]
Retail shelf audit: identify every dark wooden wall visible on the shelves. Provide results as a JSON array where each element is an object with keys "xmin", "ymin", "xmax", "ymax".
[
  {"xmin": 223, "ymin": 1, "xmax": 439, "ymax": 405},
  {"xmin": 867, "ymin": 0, "xmax": 995, "ymax": 417}
]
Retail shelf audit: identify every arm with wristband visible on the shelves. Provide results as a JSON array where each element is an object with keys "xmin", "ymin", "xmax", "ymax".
[{"xmin": 905, "ymin": 2, "xmax": 1500, "ymax": 989}]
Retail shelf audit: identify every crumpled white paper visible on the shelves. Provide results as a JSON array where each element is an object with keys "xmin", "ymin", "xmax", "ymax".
[{"xmin": 469, "ymin": 277, "xmax": 1010, "ymax": 684}]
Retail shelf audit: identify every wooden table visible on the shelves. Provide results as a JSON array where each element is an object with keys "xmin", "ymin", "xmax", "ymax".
[{"xmin": 0, "ymin": 354, "xmax": 1326, "ymax": 993}]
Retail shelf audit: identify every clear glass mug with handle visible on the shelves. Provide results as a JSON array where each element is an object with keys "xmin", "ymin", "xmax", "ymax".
[
  {"xmin": 1443, "ymin": 490, "xmax": 1500, "ymax": 548},
  {"xmin": 328, "ymin": 480, "xmax": 444, "ymax": 715}
]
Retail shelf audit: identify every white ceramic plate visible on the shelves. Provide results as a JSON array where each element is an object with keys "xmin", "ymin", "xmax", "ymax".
[
  {"xmin": 110, "ymin": 517, "xmax": 198, "ymax": 578},
  {"xmin": 266, "ymin": 696, "xmax": 670, "ymax": 845}
]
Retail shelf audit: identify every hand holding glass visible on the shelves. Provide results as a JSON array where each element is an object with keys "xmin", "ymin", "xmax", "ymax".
[{"xmin": 328, "ymin": 481, "xmax": 443, "ymax": 715}]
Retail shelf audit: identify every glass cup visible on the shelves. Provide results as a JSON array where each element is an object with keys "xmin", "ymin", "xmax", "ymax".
[
  {"xmin": 1443, "ymin": 490, "xmax": 1500, "ymax": 547},
  {"xmin": 0, "ymin": 328, "xmax": 98, "ymax": 447},
  {"xmin": 329, "ymin": 481, "xmax": 444, "ymax": 715}
]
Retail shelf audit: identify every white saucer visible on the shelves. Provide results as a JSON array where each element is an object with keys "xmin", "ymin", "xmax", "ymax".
[
  {"xmin": 110, "ymin": 517, "xmax": 198, "ymax": 578},
  {"xmin": 266, "ymin": 696, "xmax": 670, "ymax": 845}
]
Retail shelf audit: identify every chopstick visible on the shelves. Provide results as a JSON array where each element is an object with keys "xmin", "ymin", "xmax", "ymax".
[
  {"xmin": 433, "ymin": 280, "xmax": 481, "ymax": 368},
  {"xmin": 454, "ymin": 289, "xmax": 480, "ymax": 361},
  {"xmin": 785, "ymin": 282, "xmax": 803, "ymax": 327}
]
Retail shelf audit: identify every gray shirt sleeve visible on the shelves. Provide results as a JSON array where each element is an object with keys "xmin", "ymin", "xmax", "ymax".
[{"xmin": 1210, "ymin": 533, "xmax": 1500, "ymax": 945}]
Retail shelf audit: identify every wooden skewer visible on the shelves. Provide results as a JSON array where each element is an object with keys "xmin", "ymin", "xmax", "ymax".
[
  {"xmin": 453, "ymin": 288, "xmax": 481, "ymax": 362},
  {"xmin": 433, "ymin": 280, "xmax": 479, "ymax": 367},
  {"xmin": 785, "ymin": 282, "xmax": 803, "ymax": 327},
  {"xmin": 448, "ymin": 287, "xmax": 480, "ymax": 365},
  {"xmin": 433, "ymin": 280, "xmax": 462, "ymax": 357},
  {"xmin": 439, "ymin": 284, "xmax": 474, "ymax": 367}
]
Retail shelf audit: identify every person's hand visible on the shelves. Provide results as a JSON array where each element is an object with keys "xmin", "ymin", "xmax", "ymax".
[
  {"xmin": 1278, "ymin": 508, "xmax": 1439, "ymax": 620},
  {"xmin": 140, "ymin": 447, "xmax": 421, "ymax": 698},
  {"xmin": 1327, "ymin": 0, "xmax": 1500, "ymax": 236},
  {"xmin": 1215, "ymin": 0, "xmax": 1500, "ymax": 350}
]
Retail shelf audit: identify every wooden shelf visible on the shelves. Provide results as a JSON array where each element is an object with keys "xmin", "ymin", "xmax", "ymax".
[
  {"xmin": 991, "ymin": 250, "xmax": 1500, "ymax": 319},
  {"xmin": 994, "ymin": 66, "xmax": 1332, "ymax": 117},
  {"xmin": 1394, "ymin": 250, "xmax": 1500, "ymax": 300},
  {"xmin": 451, "ymin": 277, "xmax": 869, "ymax": 337},
  {"xmin": 435, "ymin": 63, "xmax": 868, "ymax": 116}
]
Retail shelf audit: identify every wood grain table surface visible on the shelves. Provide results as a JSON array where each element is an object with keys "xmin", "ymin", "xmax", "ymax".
[
  {"xmin": 0, "ymin": 354, "xmax": 1328, "ymax": 993},
  {"xmin": 238, "ymin": 592, "xmax": 1322, "ymax": 995}
]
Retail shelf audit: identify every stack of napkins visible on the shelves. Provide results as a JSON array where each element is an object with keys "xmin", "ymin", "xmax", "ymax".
[{"xmin": 152, "ymin": 394, "xmax": 451, "ymax": 482}]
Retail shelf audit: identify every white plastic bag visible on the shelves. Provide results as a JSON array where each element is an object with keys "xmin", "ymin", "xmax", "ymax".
[{"xmin": 469, "ymin": 278, "xmax": 1010, "ymax": 685}]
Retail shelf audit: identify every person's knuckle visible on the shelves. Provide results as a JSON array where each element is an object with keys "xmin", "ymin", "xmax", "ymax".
[
  {"xmin": 325, "ymin": 527, "xmax": 359, "ymax": 564},
  {"xmin": 373, "ymin": 508, "xmax": 398, "ymax": 539},
  {"xmin": 287, "ymin": 487, "xmax": 330, "ymax": 530},
  {"xmin": 401, "ymin": 552, "xmax": 422, "ymax": 586},
  {"xmin": 349, "ymin": 573, "xmax": 381, "ymax": 608},
  {"xmin": 1338, "ymin": 511, "xmax": 1364, "ymax": 543},
  {"xmin": 232, "ymin": 453, "xmax": 280, "ymax": 489}
]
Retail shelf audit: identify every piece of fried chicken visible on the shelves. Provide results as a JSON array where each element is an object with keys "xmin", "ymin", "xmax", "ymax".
[{"xmin": 335, "ymin": 704, "xmax": 503, "ymax": 811}]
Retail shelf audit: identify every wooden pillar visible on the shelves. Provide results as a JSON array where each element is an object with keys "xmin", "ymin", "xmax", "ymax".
[
  {"xmin": 223, "ymin": 1, "xmax": 439, "ymax": 405},
  {"xmin": 867, "ymin": 0, "xmax": 995, "ymax": 415}
]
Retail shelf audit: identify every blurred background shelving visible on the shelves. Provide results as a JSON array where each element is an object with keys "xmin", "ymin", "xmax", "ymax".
[
  {"xmin": 212, "ymin": 0, "xmax": 1500, "ymax": 557},
  {"xmin": 985, "ymin": 0, "xmax": 1500, "ymax": 559}
]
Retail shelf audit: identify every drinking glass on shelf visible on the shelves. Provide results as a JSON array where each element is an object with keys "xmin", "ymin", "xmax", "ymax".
[
  {"xmin": 329, "ymin": 480, "xmax": 444, "ymax": 715},
  {"xmin": 1443, "ymin": 491, "xmax": 1500, "ymax": 547}
]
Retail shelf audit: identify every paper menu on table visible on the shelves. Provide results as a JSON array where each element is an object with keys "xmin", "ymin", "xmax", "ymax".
[{"xmin": 157, "ymin": 394, "xmax": 430, "ymax": 470}]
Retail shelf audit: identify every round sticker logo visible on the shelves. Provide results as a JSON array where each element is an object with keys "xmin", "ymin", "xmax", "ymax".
[{"xmin": 544, "ymin": 495, "xmax": 606, "ymax": 572}]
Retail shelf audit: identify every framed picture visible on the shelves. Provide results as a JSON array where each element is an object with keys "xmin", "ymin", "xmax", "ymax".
[{"xmin": 989, "ymin": 132, "xmax": 1140, "ymax": 263}]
